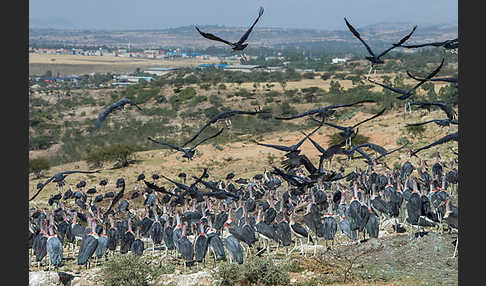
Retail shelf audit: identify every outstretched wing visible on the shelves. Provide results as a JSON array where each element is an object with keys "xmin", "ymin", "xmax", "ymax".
[
  {"xmin": 375, "ymin": 144, "xmax": 408, "ymax": 161},
  {"xmin": 294, "ymin": 125, "xmax": 322, "ymax": 149},
  {"xmin": 411, "ymin": 132, "xmax": 458, "ymax": 156},
  {"xmin": 349, "ymin": 143, "xmax": 373, "ymax": 165},
  {"xmin": 192, "ymin": 128, "xmax": 224, "ymax": 149},
  {"xmin": 305, "ymin": 134, "xmax": 327, "ymax": 154},
  {"xmin": 344, "ymin": 17, "xmax": 375, "ymax": 58},
  {"xmin": 406, "ymin": 119, "xmax": 441, "ymax": 127},
  {"xmin": 61, "ymin": 170, "xmax": 101, "ymax": 176},
  {"xmin": 94, "ymin": 98, "xmax": 136, "ymax": 131},
  {"xmin": 160, "ymin": 175, "xmax": 191, "ymax": 192},
  {"xmin": 377, "ymin": 25, "xmax": 417, "ymax": 58},
  {"xmin": 148, "ymin": 137, "xmax": 186, "ymax": 153},
  {"xmin": 182, "ymin": 120, "xmax": 215, "ymax": 147},
  {"xmin": 327, "ymin": 99, "xmax": 377, "ymax": 109},
  {"xmin": 195, "ymin": 26, "xmax": 234, "ymax": 47},
  {"xmin": 402, "ymin": 38, "xmax": 457, "ymax": 49},
  {"xmin": 29, "ymin": 176, "xmax": 56, "ymax": 201},
  {"xmin": 104, "ymin": 184, "xmax": 125, "ymax": 216},
  {"xmin": 407, "ymin": 70, "xmax": 458, "ymax": 84},
  {"xmin": 367, "ymin": 78, "xmax": 410, "ymax": 96},
  {"xmin": 144, "ymin": 180, "xmax": 176, "ymax": 196},
  {"xmin": 410, "ymin": 101, "xmax": 456, "ymax": 120},
  {"xmin": 395, "ymin": 26, "xmax": 418, "ymax": 46},
  {"xmin": 274, "ymin": 108, "xmax": 322, "ymax": 120},
  {"xmin": 190, "ymin": 168, "xmax": 208, "ymax": 188},
  {"xmin": 355, "ymin": 142, "xmax": 387, "ymax": 155},
  {"xmin": 353, "ymin": 108, "xmax": 386, "ymax": 128},
  {"xmin": 95, "ymin": 106, "xmax": 116, "ymax": 131},
  {"xmin": 236, "ymin": 6, "xmax": 264, "ymax": 45},
  {"xmin": 319, "ymin": 120, "xmax": 348, "ymax": 132},
  {"xmin": 253, "ymin": 141, "xmax": 293, "ymax": 152},
  {"xmin": 409, "ymin": 58, "xmax": 444, "ymax": 92}
]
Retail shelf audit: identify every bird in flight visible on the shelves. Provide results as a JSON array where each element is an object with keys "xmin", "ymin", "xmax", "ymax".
[
  {"xmin": 406, "ymin": 70, "xmax": 457, "ymax": 84},
  {"xmin": 94, "ymin": 98, "xmax": 143, "ymax": 132},
  {"xmin": 409, "ymin": 101, "xmax": 457, "ymax": 121},
  {"xmin": 274, "ymin": 100, "xmax": 376, "ymax": 121},
  {"xmin": 195, "ymin": 6, "xmax": 264, "ymax": 52},
  {"xmin": 411, "ymin": 132, "xmax": 458, "ymax": 156},
  {"xmin": 312, "ymin": 108, "xmax": 387, "ymax": 146},
  {"xmin": 148, "ymin": 128, "xmax": 224, "ymax": 160},
  {"xmin": 344, "ymin": 17, "xmax": 417, "ymax": 76},
  {"xmin": 253, "ymin": 124, "xmax": 323, "ymax": 156},
  {"xmin": 401, "ymin": 38, "xmax": 458, "ymax": 50},
  {"xmin": 367, "ymin": 58, "xmax": 444, "ymax": 102},
  {"xmin": 182, "ymin": 109, "xmax": 269, "ymax": 147},
  {"xmin": 406, "ymin": 119, "xmax": 458, "ymax": 131}
]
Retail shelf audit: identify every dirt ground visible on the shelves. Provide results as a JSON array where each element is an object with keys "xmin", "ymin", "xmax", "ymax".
[{"xmin": 28, "ymin": 227, "xmax": 458, "ymax": 285}]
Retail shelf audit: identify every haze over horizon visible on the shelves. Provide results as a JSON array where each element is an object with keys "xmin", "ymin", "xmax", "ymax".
[{"xmin": 29, "ymin": 0, "xmax": 457, "ymax": 31}]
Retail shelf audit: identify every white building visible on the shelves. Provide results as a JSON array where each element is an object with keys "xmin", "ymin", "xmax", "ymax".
[
  {"xmin": 223, "ymin": 64, "xmax": 261, "ymax": 72},
  {"xmin": 331, "ymin": 57, "xmax": 348, "ymax": 64}
]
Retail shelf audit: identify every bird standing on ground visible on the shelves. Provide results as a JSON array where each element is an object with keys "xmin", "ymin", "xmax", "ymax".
[{"xmin": 30, "ymin": 170, "xmax": 101, "ymax": 201}]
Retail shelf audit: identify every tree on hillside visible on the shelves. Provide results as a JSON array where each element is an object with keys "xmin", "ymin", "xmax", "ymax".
[
  {"xmin": 29, "ymin": 158, "xmax": 50, "ymax": 179},
  {"xmin": 86, "ymin": 143, "xmax": 138, "ymax": 169}
]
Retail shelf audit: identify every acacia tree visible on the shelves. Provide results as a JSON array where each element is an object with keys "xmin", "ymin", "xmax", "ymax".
[
  {"xmin": 29, "ymin": 158, "xmax": 50, "ymax": 179},
  {"xmin": 86, "ymin": 143, "xmax": 138, "ymax": 169}
]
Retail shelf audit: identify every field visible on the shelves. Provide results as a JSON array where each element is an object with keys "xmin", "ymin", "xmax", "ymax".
[{"xmin": 29, "ymin": 54, "xmax": 227, "ymax": 76}]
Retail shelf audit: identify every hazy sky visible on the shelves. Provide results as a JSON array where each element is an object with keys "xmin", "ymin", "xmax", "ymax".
[{"xmin": 29, "ymin": 0, "xmax": 457, "ymax": 30}]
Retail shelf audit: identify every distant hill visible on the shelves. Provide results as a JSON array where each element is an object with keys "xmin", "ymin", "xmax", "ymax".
[
  {"xmin": 29, "ymin": 17, "xmax": 77, "ymax": 29},
  {"xmin": 29, "ymin": 22, "xmax": 457, "ymax": 50}
]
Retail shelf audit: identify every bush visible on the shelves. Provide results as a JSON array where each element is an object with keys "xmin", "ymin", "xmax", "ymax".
[
  {"xmin": 396, "ymin": 136, "xmax": 410, "ymax": 146},
  {"xmin": 280, "ymin": 101, "xmax": 298, "ymax": 116},
  {"xmin": 29, "ymin": 134, "xmax": 57, "ymax": 150},
  {"xmin": 169, "ymin": 87, "xmax": 197, "ymax": 108},
  {"xmin": 86, "ymin": 143, "xmax": 138, "ymax": 169},
  {"xmin": 101, "ymin": 253, "xmax": 166, "ymax": 286},
  {"xmin": 405, "ymin": 124, "xmax": 426, "ymax": 139},
  {"xmin": 209, "ymin": 94, "xmax": 222, "ymax": 105},
  {"xmin": 218, "ymin": 83, "xmax": 227, "ymax": 90},
  {"xmin": 29, "ymin": 158, "xmax": 50, "ymax": 178},
  {"xmin": 214, "ymin": 256, "xmax": 290, "ymax": 286},
  {"xmin": 328, "ymin": 132, "xmax": 370, "ymax": 146}
]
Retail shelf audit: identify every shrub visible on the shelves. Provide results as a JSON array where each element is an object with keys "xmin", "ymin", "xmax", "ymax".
[
  {"xmin": 209, "ymin": 94, "xmax": 222, "ymax": 105},
  {"xmin": 280, "ymin": 101, "xmax": 298, "ymax": 116},
  {"xmin": 218, "ymin": 83, "xmax": 227, "ymax": 90},
  {"xmin": 396, "ymin": 136, "xmax": 410, "ymax": 146},
  {"xmin": 200, "ymin": 83, "xmax": 211, "ymax": 90},
  {"xmin": 405, "ymin": 124, "xmax": 426, "ymax": 139},
  {"xmin": 214, "ymin": 256, "xmax": 290, "ymax": 286},
  {"xmin": 29, "ymin": 158, "xmax": 50, "ymax": 178},
  {"xmin": 169, "ymin": 87, "xmax": 197, "ymax": 108},
  {"xmin": 303, "ymin": 72, "xmax": 317, "ymax": 79},
  {"xmin": 86, "ymin": 143, "xmax": 138, "ymax": 169},
  {"xmin": 328, "ymin": 132, "xmax": 370, "ymax": 146},
  {"xmin": 29, "ymin": 134, "xmax": 57, "ymax": 150},
  {"xmin": 101, "ymin": 253, "xmax": 166, "ymax": 286}
]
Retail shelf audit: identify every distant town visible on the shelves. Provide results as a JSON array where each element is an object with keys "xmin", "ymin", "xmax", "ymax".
[{"xmin": 29, "ymin": 45, "xmax": 353, "ymax": 88}]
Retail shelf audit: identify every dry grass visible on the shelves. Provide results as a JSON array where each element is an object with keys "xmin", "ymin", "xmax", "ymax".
[
  {"xmin": 28, "ymin": 54, "xmax": 227, "ymax": 76},
  {"xmin": 28, "ymin": 107, "xmax": 457, "ymax": 206}
]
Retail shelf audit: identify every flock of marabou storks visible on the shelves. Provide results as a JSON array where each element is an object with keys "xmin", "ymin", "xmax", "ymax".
[{"xmin": 29, "ymin": 7, "xmax": 459, "ymax": 281}]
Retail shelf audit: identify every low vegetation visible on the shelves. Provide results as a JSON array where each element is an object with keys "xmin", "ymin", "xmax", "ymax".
[{"xmin": 101, "ymin": 253, "xmax": 172, "ymax": 286}]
